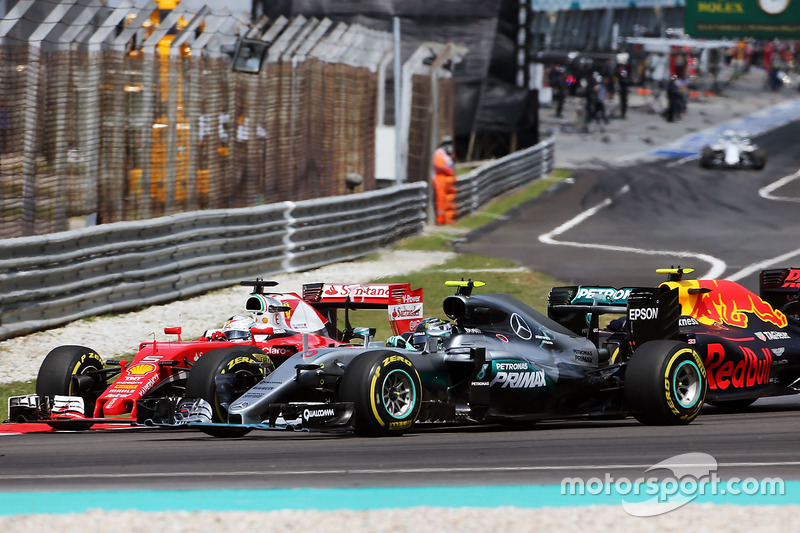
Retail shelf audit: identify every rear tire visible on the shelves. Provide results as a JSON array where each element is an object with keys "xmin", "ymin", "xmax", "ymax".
[
  {"xmin": 625, "ymin": 340, "xmax": 706, "ymax": 425},
  {"xmin": 339, "ymin": 351, "xmax": 422, "ymax": 437},
  {"xmin": 753, "ymin": 150, "xmax": 766, "ymax": 170},
  {"xmin": 36, "ymin": 345, "xmax": 106, "ymax": 430},
  {"xmin": 184, "ymin": 347, "xmax": 270, "ymax": 437}
]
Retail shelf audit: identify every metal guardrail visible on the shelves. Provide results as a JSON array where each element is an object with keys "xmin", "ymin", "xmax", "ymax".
[
  {"xmin": 0, "ymin": 138, "xmax": 553, "ymax": 341},
  {"xmin": 0, "ymin": 183, "xmax": 426, "ymax": 341},
  {"xmin": 454, "ymin": 138, "xmax": 555, "ymax": 219}
]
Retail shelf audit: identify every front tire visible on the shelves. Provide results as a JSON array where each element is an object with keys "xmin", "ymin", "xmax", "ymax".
[
  {"xmin": 338, "ymin": 351, "xmax": 422, "ymax": 437},
  {"xmin": 36, "ymin": 345, "xmax": 106, "ymax": 430},
  {"xmin": 624, "ymin": 340, "xmax": 706, "ymax": 425},
  {"xmin": 184, "ymin": 347, "xmax": 270, "ymax": 437}
]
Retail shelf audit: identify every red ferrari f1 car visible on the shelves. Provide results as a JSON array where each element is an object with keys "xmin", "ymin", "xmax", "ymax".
[{"xmin": 6, "ymin": 280, "xmax": 423, "ymax": 429}]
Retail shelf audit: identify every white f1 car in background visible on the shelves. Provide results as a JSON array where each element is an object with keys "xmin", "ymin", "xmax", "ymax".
[{"xmin": 699, "ymin": 130, "xmax": 766, "ymax": 170}]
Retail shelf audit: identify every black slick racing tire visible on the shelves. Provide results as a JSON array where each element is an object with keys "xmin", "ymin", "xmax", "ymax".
[
  {"xmin": 184, "ymin": 347, "xmax": 270, "ymax": 437},
  {"xmin": 338, "ymin": 350, "xmax": 422, "ymax": 437},
  {"xmin": 36, "ymin": 345, "xmax": 106, "ymax": 430},
  {"xmin": 753, "ymin": 150, "xmax": 766, "ymax": 170},
  {"xmin": 699, "ymin": 147, "xmax": 714, "ymax": 169},
  {"xmin": 705, "ymin": 398, "xmax": 756, "ymax": 411},
  {"xmin": 624, "ymin": 340, "xmax": 706, "ymax": 425}
]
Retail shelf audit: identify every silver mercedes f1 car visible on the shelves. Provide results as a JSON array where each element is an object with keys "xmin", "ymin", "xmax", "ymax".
[{"xmin": 146, "ymin": 278, "xmax": 707, "ymax": 437}]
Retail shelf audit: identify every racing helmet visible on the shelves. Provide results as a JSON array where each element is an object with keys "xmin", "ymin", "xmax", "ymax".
[
  {"xmin": 222, "ymin": 314, "xmax": 255, "ymax": 341},
  {"xmin": 411, "ymin": 317, "xmax": 452, "ymax": 349}
]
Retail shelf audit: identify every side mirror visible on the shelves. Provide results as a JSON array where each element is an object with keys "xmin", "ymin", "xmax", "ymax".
[{"xmin": 164, "ymin": 327, "xmax": 182, "ymax": 341}]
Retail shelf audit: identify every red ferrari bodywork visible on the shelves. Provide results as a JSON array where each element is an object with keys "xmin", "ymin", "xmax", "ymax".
[{"xmin": 7, "ymin": 281, "xmax": 423, "ymax": 427}]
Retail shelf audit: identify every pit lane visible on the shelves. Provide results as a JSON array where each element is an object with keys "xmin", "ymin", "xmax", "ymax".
[{"xmin": 458, "ymin": 119, "xmax": 800, "ymax": 291}]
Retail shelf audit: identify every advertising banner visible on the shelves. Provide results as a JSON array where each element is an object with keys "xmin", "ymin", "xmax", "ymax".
[{"xmin": 684, "ymin": 0, "xmax": 800, "ymax": 38}]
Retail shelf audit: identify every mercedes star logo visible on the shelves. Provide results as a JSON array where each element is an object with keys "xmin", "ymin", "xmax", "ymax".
[{"xmin": 510, "ymin": 313, "xmax": 532, "ymax": 340}]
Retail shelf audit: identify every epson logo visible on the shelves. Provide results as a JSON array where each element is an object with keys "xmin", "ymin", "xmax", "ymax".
[{"xmin": 629, "ymin": 307, "xmax": 659, "ymax": 321}]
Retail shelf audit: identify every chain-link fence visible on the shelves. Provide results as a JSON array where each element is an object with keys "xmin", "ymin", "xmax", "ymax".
[{"xmin": 0, "ymin": 4, "xmax": 456, "ymax": 238}]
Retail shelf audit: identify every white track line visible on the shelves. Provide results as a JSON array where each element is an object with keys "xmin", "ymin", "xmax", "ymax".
[
  {"xmin": 538, "ymin": 184, "xmax": 727, "ymax": 279},
  {"xmin": 3, "ymin": 461, "xmax": 800, "ymax": 481},
  {"xmin": 727, "ymin": 169, "xmax": 800, "ymax": 280},
  {"xmin": 759, "ymin": 169, "xmax": 800, "ymax": 203},
  {"xmin": 728, "ymin": 248, "xmax": 800, "ymax": 281}
]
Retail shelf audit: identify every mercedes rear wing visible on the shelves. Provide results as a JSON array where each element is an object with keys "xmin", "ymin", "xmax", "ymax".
[{"xmin": 547, "ymin": 284, "xmax": 680, "ymax": 347}]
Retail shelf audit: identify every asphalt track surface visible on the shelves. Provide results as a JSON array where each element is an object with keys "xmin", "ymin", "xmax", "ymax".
[
  {"xmin": 4, "ymin": 120, "xmax": 800, "ymax": 502},
  {"xmin": 458, "ymin": 119, "xmax": 800, "ymax": 292},
  {"xmin": 1, "ymin": 396, "xmax": 800, "ymax": 494}
]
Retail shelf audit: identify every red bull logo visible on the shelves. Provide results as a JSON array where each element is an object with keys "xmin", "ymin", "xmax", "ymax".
[
  {"xmin": 704, "ymin": 343, "xmax": 772, "ymax": 390},
  {"xmin": 664, "ymin": 280, "xmax": 787, "ymax": 329},
  {"xmin": 782, "ymin": 269, "xmax": 800, "ymax": 289}
]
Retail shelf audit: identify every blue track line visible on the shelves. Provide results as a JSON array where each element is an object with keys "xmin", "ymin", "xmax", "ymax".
[{"xmin": 650, "ymin": 98, "xmax": 800, "ymax": 158}]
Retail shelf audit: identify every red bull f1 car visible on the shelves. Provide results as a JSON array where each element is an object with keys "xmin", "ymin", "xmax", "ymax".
[
  {"xmin": 553, "ymin": 266, "xmax": 800, "ymax": 410},
  {"xmin": 152, "ymin": 278, "xmax": 709, "ymax": 437},
  {"xmin": 664, "ymin": 267, "xmax": 800, "ymax": 408},
  {"xmin": 6, "ymin": 281, "xmax": 423, "ymax": 430}
]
